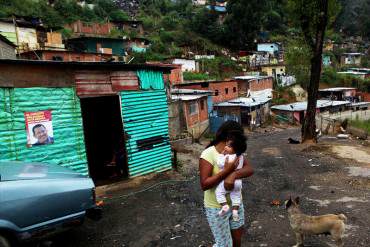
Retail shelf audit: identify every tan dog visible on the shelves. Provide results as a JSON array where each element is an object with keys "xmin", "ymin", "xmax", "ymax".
[{"xmin": 286, "ymin": 197, "xmax": 347, "ymax": 247}]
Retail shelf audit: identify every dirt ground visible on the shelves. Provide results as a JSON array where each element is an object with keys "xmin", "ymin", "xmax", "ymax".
[{"xmin": 36, "ymin": 128, "xmax": 370, "ymax": 247}]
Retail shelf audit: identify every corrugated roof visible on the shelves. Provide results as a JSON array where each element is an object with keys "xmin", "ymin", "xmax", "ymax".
[
  {"xmin": 171, "ymin": 88, "xmax": 213, "ymax": 95},
  {"xmin": 351, "ymin": 102, "xmax": 370, "ymax": 107},
  {"xmin": 171, "ymin": 95, "xmax": 207, "ymax": 101},
  {"xmin": 215, "ymin": 89, "xmax": 272, "ymax": 107},
  {"xmin": 271, "ymin": 100, "xmax": 351, "ymax": 112},
  {"xmin": 319, "ymin": 87, "xmax": 356, "ymax": 92},
  {"xmin": 234, "ymin": 75, "xmax": 272, "ymax": 80},
  {"xmin": 338, "ymin": 71, "xmax": 367, "ymax": 75}
]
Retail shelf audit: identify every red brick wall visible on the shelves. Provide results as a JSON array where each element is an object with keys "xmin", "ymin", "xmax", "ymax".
[
  {"xmin": 168, "ymin": 66, "xmax": 183, "ymax": 85},
  {"xmin": 66, "ymin": 21, "xmax": 113, "ymax": 35},
  {"xmin": 184, "ymin": 98, "xmax": 208, "ymax": 127},
  {"xmin": 176, "ymin": 80, "xmax": 238, "ymax": 103},
  {"xmin": 357, "ymin": 92, "xmax": 370, "ymax": 102},
  {"xmin": 249, "ymin": 77, "xmax": 273, "ymax": 91}
]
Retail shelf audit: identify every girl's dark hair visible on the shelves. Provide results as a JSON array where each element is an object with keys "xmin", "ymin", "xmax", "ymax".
[
  {"xmin": 207, "ymin": 120, "xmax": 246, "ymax": 148},
  {"xmin": 227, "ymin": 131, "xmax": 247, "ymax": 156}
]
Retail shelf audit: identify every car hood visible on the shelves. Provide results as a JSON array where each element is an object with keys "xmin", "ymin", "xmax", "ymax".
[{"xmin": 0, "ymin": 161, "xmax": 87, "ymax": 181}]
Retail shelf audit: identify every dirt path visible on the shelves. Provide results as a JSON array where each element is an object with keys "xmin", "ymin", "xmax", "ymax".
[{"xmin": 42, "ymin": 128, "xmax": 370, "ymax": 247}]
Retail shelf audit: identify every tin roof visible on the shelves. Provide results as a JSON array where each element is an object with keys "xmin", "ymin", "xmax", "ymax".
[
  {"xmin": 234, "ymin": 75, "xmax": 272, "ymax": 80},
  {"xmin": 271, "ymin": 100, "xmax": 351, "ymax": 112},
  {"xmin": 319, "ymin": 87, "xmax": 356, "ymax": 92},
  {"xmin": 350, "ymin": 102, "xmax": 370, "ymax": 107},
  {"xmin": 171, "ymin": 88, "xmax": 213, "ymax": 95},
  {"xmin": 337, "ymin": 71, "xmax": 367, "ymax": 75},
  {"xmin": 171, "ymin": 94, "xmax": 207, "ymax": 101},
  {"xmin": 215, "ymin": 89, "xmax": 272, "ymax": 107}
]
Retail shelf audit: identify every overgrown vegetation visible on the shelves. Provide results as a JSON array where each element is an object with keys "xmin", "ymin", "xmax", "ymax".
[
  {"xmin": 0, "ymin": 0, "xmax": 129, "ymax": 28},
  {"xmin": 350, "ymin": 119, "xmax": 370, "ymax": 133},
  {"xmin": 321, "ymin": 67, "xmax": 370, "ymax": 93}
]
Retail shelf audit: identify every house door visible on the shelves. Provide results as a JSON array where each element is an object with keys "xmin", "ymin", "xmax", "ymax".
[{"xmin": 80, "ymin": 95, "xmax": 128, "ymax": 184}]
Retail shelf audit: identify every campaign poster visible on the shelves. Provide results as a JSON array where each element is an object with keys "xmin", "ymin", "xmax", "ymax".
[{"xmin": 24, "ymin": 111, "xmax": 54, "ymax": 147}]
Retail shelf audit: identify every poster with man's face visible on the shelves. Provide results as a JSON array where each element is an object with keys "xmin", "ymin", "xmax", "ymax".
[{"xmin": 24, "ymin": 111, "xmax": 54, "ymax": 147}]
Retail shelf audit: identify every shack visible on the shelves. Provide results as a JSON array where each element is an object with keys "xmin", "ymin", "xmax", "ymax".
[
  {"xmin": 0, "ymin": 59, "xmax": 173, "ymax": 182},
  {"xmin": 271, "ymin": 100, "xmax": 351, "ymax": 124},
  {"xmin": 170, "ymin": 89, "xmax": 212, "ymax": 139}
]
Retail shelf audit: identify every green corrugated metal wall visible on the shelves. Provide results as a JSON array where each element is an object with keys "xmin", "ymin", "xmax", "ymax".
[
  {"xmin": 121, "ymin": 90, "xmax": 172, "ymax": 177},
  {"xmin": 0, "ymin": 88, "xmax": 88, "ymax": 175}
]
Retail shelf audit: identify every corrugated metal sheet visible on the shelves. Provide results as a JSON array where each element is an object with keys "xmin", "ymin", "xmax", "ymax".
[
  {"xmin": 137, "ymin": 70, "xmax": 164, "ymax": 90},
  {"xmin": 121, "ymin": 90, "xmax": 172, "ymax": 177},
  {"xmin": 75, "ymin": 71, "xmax": 113, "ymax": 96},
  {"xmin": 0, "ymin": 87, "xmax": 88, "ymax": 175},
  {"xmin": 75, "ymin": 70, "xmax": 139, "ymax": 96},
  {"xmin": 110, "ymin": 71, "xmax": 139, "ymax": 91}
]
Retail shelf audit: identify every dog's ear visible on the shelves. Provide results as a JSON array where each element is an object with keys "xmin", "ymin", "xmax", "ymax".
[
  {"xmin": 294, "ymin": 197, "xmax": 300, "ymax": 205},
  {"xmin": 286, "ymin": 198, "xmax": 292, "ymax": 209}
]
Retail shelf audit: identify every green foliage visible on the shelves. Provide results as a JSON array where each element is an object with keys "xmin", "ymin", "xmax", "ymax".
[
  {"xmin": 0, "ymin": 0, "xmax": 130, "ymax": 28},
  {"xmin": 60, "ymin": 28, "xmax": 73, "ymax": 39},
  {"xmin": 223, "ymin": 0, "xmax": 267, "ymax": 50},
  {"xmin": 335, "ymin": 0, "xmax": 370, "ymax": 38},
  {"xmin": 321, "ymin": 67, "xmax": 370, "ymax": 93},
  {"xmin": 272, "ymin": 98, "xmax": 288, "ymax": 105},
  {"xmin": 350, "ymin": 119, "xmax": 370, "ymax": 134},
  {"xmin": 198, "ymin": 57, "xmax": 241, "ymax": 80},
  {"xmin": 130, "ymin": 51, "xmax": 168, "ymax": 63},
  {"xmin": 285, "ymin": 38, "xmax": 312, "ymax": 89},
  {"xmin": 183, "ymin": 72, "xmax": 212, "ymax": 81}
]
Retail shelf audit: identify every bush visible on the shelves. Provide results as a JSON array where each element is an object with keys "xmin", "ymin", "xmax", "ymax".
[
  {"xmin": 350, "ymin": 119, "xmax": 370, "ymax": 133},
  {"xmin": 183, "ymin": 72, "xmax": 212, "ymax": 81}
]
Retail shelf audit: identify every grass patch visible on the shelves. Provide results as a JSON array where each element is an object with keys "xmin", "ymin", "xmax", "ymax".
[{"xmin": 350, "ymin": 119, "xmax": 370, "ymax": 133}]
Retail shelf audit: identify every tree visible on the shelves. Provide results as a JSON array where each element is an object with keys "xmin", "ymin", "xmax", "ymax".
[
  {"xmin": 223, "ymin": 0, "xmax": 267, "ymax": 50},
  {"xmin": 288, "ymin": 0, "xmax": 340, "ymax": 143},
  {"xmin": 285, "ymin": 38, "xmax": 312, "ymax": 88}
]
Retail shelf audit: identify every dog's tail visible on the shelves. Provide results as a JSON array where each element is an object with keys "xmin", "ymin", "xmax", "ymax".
[{"xmin": 338, "ymin": 214, "xmax": 347, "ymax": 222}]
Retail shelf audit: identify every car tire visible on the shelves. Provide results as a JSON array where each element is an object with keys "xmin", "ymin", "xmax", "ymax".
[{"xmin": 0, "ymin": 235, "xmax": 10, "ymax": 247}]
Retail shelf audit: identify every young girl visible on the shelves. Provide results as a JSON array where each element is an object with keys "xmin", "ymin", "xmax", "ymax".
[{"xmin": 215, "ymin": 137, "xmax": 246, "ymax": 221}]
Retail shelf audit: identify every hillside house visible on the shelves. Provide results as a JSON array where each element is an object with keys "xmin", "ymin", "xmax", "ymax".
[
  {"xmin": 271, "ymin": 100, "xmax": 351, "ymax": 124},
  {"xmin": 318, "ymin": 87, "xmax": 357, "ymax": 101},
  {"xmin": 0, "ymin": 19, "xmax": 39, "ymax": 52},
  {"xmin": 174, "ymin": 79, "xmax": 239, "ymax": 104},
  {"xmin": 111, "ymin": 20, "xmax": 144, "ymax": 36},
  {"xmin": 340, "ymin": 53, "xmax": 363, "ymax": 66},
  {"xmin": 172, "ymin": 58, "xmax": 199, "ymax": 72},
  {"xmin": 257, "ymin": 42, "xmax": 281, "ymax": 55},
  {"xmin": 126, "ymin": 37, "xmax": 151, "ymax": 53},
  {"xmin": 214, "ymin": 89, "xmax": 272, "ymax": 127},
  {"xmin": 65, "ymin": 20, "xmax": 113, "ymax": 37},
  {"xmin": 66, "ymin": 37, "xmax": 126, "ymax": 58},
  {"xmin": 171, "ymin": 89, "xmax": 212, "ymax": 139},
  {"xmin": 234, "ymin": 75, "xmax": 273, "ymax": 97}
]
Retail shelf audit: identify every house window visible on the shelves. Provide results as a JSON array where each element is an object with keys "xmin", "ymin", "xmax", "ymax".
[
  {"xmin": 200, "ymin": 99, "xmax": 205, "ymax": 110},
  {"xmin": 215, "ymin": 90, "xmax": 219, "ymax": 96},
  {"xmin": 188, "ymin": 102, "xmax": 198, "ymax": 115},
  {"xmin": 233, "ymin": 87, "xmax": 236, "ymax": 93},
  {"xmin": 281, "ymin": 68, "xmax": 284, "ymax": 72},
  {"xmin": 225, "ymin": 88, "xmax": 229, "ymax": 94}
]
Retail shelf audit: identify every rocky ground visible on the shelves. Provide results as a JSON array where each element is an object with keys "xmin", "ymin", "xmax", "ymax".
[{"xmin": 32, "ymin": 128, "xmax": 370, "ymax": 247}]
